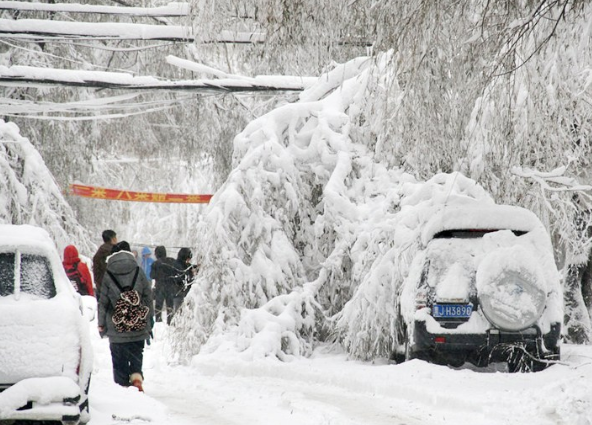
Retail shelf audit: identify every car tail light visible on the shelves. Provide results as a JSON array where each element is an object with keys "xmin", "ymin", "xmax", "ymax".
[
  {"xmin": 435, "ymin": 336, "xmax": 446, "ymax": 344},
  {"xmin": 415, "ymin": 289, "xmax": 427, "ymax": 309}
]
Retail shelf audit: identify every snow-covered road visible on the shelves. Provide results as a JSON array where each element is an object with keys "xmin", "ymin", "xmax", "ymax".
[{"xmin": 88, "ymin": 323, "xmax": 592, "ymax": 425}]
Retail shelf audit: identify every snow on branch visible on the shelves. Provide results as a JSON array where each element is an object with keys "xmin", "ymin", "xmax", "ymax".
[
  {"xmin": 166, "ymin": 55, "xmax": 317, "ymax": 86},
  {"xmin": 0, "ymin": 1, "xmax": 189, "ymax": 17},
  {"xmin": 512, "ymin": 166, "xmax": 592, "ymax": 192},
  {"xmin": 0, "ymin": 65, "xmax": 314, "ymax": 93},
  {"xmin": 0, "ymin": 19, "xmax": 266, "ymax": 43},
  {"xmin": 0, "ymin": 19, "xmax": 371, "ymax": 46},
  {"xmin": 166, "ymin": 55, "xmax": 240, "ymax": 80}
]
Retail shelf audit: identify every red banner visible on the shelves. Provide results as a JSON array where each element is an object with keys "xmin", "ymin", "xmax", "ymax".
[{"xmin": 69, "ymin": 184, "xmax": 212, "ymax": 204}]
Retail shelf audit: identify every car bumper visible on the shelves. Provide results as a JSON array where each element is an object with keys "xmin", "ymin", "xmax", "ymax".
[
  {"xmin": 412, "ymin": 321, "xmax": 561, "ymax": 362},
  {"xmin": 0, "ymin": 376, "xmax": 83, "ymax": 423}
]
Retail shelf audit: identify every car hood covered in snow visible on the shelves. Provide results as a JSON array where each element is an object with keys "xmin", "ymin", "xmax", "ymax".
[{"xmin": 0, "ymin": 292, "xmax": 83, "ymax": 384}]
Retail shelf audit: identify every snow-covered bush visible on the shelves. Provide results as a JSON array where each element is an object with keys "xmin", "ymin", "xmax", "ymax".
[{"xmin": 0, "ymin": 119, "xmax": 91, "ymax": 253}]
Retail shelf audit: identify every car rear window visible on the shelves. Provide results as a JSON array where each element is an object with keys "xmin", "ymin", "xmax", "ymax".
[
  {"xmin": 0, "ymin": 252, "xmax": 56, "ymax": 299},
  {"xmin": 425, "ymin": 238, "xmax": 479, "ymax": 289},
  {"xmin": 20, "ymin": 254, "xmax": 56, "ymax": 298},
  {"xmin": 433, "ymin": 229, "xmax": 526, "ymax": 239}
]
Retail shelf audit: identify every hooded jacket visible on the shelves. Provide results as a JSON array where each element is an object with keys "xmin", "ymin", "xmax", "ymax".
[
  {"xmin": 63, "ymin": 245, "xmax": 94, "ymax": 296},
  {"xmin": 150, "ymin": 246, "xmax": 177, "ymax": 292},
  {"xmin": 172, "ymin": 248, "xmax": 196, "ymax": 300},
  {"xmin": 141, "ymin": 246, "xmax": 155, "ymax": 279},
  {"xmin": 98, "ymin": 251, "xmax": 153, "ymax": 343}
]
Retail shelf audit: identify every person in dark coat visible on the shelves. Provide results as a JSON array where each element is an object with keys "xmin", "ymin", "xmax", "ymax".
[
  {"xmin": 171, "ymin": 247, "xmax": 197, "ymax": 318},
  {"xmin": 63, "ymin": 244, "xmax": 94, "ymax": 296},
  {"xmin": 97, "ymin": 241, "xmax": 153, "ymax": 392},
  {"xmin": 150, "ymin": 246, "xmax": 176, "ymax": 325},
  {"xmin": 92, "ymin": 229, "xmax": 117, "ymax": 296}
]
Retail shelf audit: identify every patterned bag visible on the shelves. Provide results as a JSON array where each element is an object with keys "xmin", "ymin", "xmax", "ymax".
[{"xmin": 106, "ymin": 268, "xmax": 149, "ymax": 333}]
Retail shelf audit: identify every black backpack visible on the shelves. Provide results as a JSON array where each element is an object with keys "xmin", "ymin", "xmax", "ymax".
[
  {"xmin": 65, "ymin": 262, "xmax": 88, "ymax": 296},
  {"xmin": 106, "ymin": 268, "xmax": 149, "ymax": 333}
]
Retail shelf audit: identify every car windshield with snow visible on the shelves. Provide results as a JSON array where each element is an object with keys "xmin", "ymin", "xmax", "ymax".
[
  {"xmin": 0, "ymin": 224, "xmax": 93, "ymax": 425},
  {"xmin": 395, "ymin": 204, "xmax": 562, "ymax": 372}
]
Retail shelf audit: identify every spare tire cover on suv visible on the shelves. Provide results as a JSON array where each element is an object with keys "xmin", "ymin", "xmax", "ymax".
[{"xmin": 476, "ymin": 245, "xmax": 547, "ymax": 332}]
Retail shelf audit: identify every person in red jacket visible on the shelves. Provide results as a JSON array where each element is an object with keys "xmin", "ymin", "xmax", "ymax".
[{"xmin": 63, "ymin": 244, "xmax": 95, "ymax": 297}]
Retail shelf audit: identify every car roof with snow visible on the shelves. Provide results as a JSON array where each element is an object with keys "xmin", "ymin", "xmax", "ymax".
[
  {"xmin": 0, "ymin": 224, "xmax": 61, "ymax": 255},
  {"xmin": 0, "ymin": 224, "xmax": 73, "ymax": 293},
  {"xmin": 420, "ymin": 204, "xmax": 544, "ymax": 246},
  {"xmin": 0, "ymin": 223, "xmax": 54, "ymax": 244}
]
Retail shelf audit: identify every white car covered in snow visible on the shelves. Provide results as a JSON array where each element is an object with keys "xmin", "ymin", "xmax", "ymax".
[
  {"xmin": 394, "ymin": 204, "xmax": 563, "ymax": 372},
  {"xmin": 0, "ymin": 225, "xmax": 93, "ymax": 424}
]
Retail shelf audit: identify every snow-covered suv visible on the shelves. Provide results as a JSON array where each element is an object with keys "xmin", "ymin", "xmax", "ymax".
[
  {"xmin": 0, "ymin": 225, "xmax": 93, "ymax": 424},
  {"xmin": 395, "ymin": 204, "xmax": 562, "ymax": 372}
]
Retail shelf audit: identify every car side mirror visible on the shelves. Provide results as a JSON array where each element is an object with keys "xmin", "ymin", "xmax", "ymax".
[{"xmin": 79, "ymin": 295, "xmax": 97, "ymax": 322}]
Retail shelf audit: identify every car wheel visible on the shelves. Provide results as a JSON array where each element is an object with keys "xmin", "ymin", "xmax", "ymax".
[
  {"xmin": 391, "ymin": 315, "xmax": 408, "ymax": 364},
  {"xmin": 391, "ymin": 345, "xmax": 407, "ymax": 364},
  {"xmin": 407, "ymin": 345, "xmax": 429, "ymax": 362},
  {"xmin": 79, "ymin": 376, "xmax": 91, "ymax": 424}
]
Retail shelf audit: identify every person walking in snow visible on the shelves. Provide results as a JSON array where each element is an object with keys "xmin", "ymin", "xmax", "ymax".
[
  {"xmin": 63, "ymin": 244, "xmax": 94, "ymax": 296},
  {"xmin": 171, "ymin": 247, "xmax": 198, "ymax": 318},
  {"xmin": 92, "ymin": 229, "xmax": 117, "ymax": 296},
  {"xmin": 141, "ymin": 246, "xmax": 155, "ymax": 280},
  {"xmin": 150, "ymin": 246, "xmax": 177, "ymax": 324},
  {"xmin": 97, "ymin": 241, "xmax": 153, "ymax": 392}
]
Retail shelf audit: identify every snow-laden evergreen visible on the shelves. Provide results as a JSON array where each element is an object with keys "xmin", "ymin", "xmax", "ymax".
[{"xmin": 0, "ymin": 119, "xmax": 91, "ymax": 253}]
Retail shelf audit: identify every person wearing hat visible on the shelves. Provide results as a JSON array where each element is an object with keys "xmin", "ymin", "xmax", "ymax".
[
  {"xmin": 171, "ymin": 247, "xmax": 197, "ymax": 319},
  {"xmin": 150, "ymin": 245, "xmax": 177, "ymax": 324},
  {"xmin": 98, "ymin": 241, "xmax": 153, "ymax": 392}
]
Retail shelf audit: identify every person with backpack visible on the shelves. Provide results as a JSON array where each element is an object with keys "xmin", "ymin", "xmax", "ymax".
[
  {"xmin": 97, "ymin": 241, "xmax": 153, "ymax": 392},
  {"xmin": 62, "ymin": 245, "xmax": 94, "ymax": 296},
  {"xmin": 150, "ymin": 246, "xmax": 176, "ymax": 325},
  {"xmin": 171, "ymin": 247, "xmax": 198, "ymax": 318}
]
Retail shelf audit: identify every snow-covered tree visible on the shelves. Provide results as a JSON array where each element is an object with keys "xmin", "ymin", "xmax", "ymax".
[
  {"xmin": 0, "ymin": 119, "xmax": 92, "ymax": 253},
  {"xmin": 173, "ymin": 1, "xmax": 592, "ymax": 361}
]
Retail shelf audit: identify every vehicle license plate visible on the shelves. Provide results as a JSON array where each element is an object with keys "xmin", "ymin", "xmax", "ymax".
[{"xmin": 432, "ymin": 304, "xmax": 472, "ymax": 318}]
